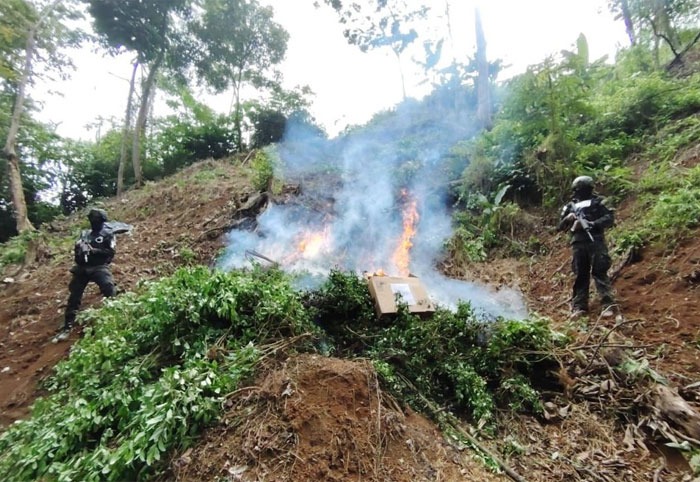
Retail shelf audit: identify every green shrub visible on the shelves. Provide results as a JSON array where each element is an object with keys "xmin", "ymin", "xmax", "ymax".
[
  {"xmin": 446, "ymin": 226, "xmax": 488, "ymax": 263},
  {"xmin": 612, "ymin": 229, "xmax": 645, "ymax": 255},
  {"xmin": 251, "ymin": 149, "xmax": 276, "ymax": 192},
  {"xmin": 369, "ymin": 307, "xmax": 563, "ymax": 428},
  {"xmin": 448, "ymin": 187, "xmax": 526, "ymax": 260},
  {"xmin": 178, "ymin": 246, "xmax": 196, "ymax": 265},
  {"xmin": 647, "ymin": 183, "xmax": 700, "ymax": 239},
  {"xmin": 626, "ymin": 165, "xmax": 700, "ymax": 248},
  {"xmin": 0, "ymin": 231, "xmax": 40, "ymax": 268},
  {"xmin": 157, "ymin": 115, "xmax": 238, "ymax": 176},
  {"xmin": 0, "ymin": 267, "xmax": 317, "ymax": 482}
]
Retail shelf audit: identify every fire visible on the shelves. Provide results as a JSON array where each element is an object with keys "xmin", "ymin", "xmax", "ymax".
[
  {"xmin": 391, "ymin": 189, "xmax": 419, "ymax": 276},
  {"xmin": 297, "ymin": 227, "xmax": 330, "ymax": 259},
  {"xmin": 365, "ymin": 268, "xmax": 387, "ymax": 278}
]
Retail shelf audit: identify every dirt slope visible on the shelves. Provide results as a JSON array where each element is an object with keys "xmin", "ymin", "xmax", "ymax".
[
  {"xmin": 0, "ymin": 159, "xmax": 256, "ymax": 426},
  {"xmin": 1, "ymin": 154, "xmax": 699, "ymax": 481}
]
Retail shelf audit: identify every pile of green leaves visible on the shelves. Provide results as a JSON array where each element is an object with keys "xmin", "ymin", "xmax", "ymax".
[
  {"xmin": 0, "ymin": 266, "xmax": 317, "ymax": 482},
  {"xmin": 372, "ymin": 307, "xmax": 559, "ymax": 427},
  {"xmin": 308, "ymin": 270, "xmax": 566, "ymax": 428},
  {"xmin": 0, "ymin": 266, "xmax": 564, "ymax": 481}
]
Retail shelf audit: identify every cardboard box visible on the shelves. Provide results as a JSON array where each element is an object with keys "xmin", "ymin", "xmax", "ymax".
[{"xmin": 367, "ymin": 275, "xmax": 435, "ymax": 317}]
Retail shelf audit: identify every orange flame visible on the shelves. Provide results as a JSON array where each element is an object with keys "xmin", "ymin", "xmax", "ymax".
[
  {"xmin": 297, "ymin": 227, "xmax": 330, "ymax": 259},
  {"xmin": 392, "ymin": 190, "xmax": 419, "ymax": 276},
  {"xmin": 365, "ymin": 268, "xmax": 387, "ymax": 278}
]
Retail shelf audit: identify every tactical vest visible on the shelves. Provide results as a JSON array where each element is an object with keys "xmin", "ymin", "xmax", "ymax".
[{"xmin": 74, "ymin": 226, "xmax": 116, "ymax": 266}]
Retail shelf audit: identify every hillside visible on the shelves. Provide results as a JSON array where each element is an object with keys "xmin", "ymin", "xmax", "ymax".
[
  {"xmin": 0, "ymin": 159, "xmax": 258, "ymax": 425},
  {"xmin": 1, "ymin": 149, "xmax": 699, "ymax": 481}
]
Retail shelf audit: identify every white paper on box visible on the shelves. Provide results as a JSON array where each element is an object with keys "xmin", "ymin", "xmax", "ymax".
[{"xmin": 390, "ymin": 283, "xmax": 416, "ymax": 305}]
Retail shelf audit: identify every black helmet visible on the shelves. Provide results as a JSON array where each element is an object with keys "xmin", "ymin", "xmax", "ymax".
[
  {"xmin": 572, "ymin": 176, "xmax": 594, "ymax": 190},
  {"xmin": 87, "ymin": 208, "xmax": 108, "ymax": 224}
]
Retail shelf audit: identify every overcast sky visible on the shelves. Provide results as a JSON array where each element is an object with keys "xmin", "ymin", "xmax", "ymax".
[{"xmin": 34, "ymin": 0, "xmax": 629, "ymax": 140}]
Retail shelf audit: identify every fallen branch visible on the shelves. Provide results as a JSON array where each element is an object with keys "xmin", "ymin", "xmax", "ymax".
[
  {"xmin": 582, "ymin": 316, "xmax": 637, "ymax": 374},
  {"xmin": 245, "ymin": 249, "xmax": 279, "ymax": 267},
  {"xmin": 241, "ymin": 149, "xmax": 256, "ymax": 166},
  {"xmin": 654, "ymin": 385, "xmax": 700, "ymax": 441},
  {"xmin": 196, "ymin": 224, "xmax": 232, "ymax": 241},
  {"xmin": 442, "ymin": 411, "xmax": 526, "ymax": 482},
  {"xmin": 397, "ymin": 374, "xmax": 526, "ymax": 482}
]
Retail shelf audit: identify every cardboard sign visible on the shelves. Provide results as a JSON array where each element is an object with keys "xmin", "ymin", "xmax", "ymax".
[{"xmin": 366, "ymin": 275, "xmax": 435, "ymax": 316}]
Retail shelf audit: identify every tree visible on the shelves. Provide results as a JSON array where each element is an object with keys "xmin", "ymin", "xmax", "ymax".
[
  {"xmin": 608, "ymin": 0, "xmax": 700, "ymax": 66},
  {"xmin": 86, "ymin": 0, "xmax": 195, "ymax": 187},
  {"xmin": 192, "ymin": 0, "xmax": 289, "ymax": 151},
  {"xmin": 323, "ymin": 0, "xmax": 429, "ymax": 100},
  {"xmin": 116, "ymin": 59, "xmax": 138, "ymax": 196},
  {"xmin": 610, "ymin": 0, "xmax": 637, "ymax": 46},
  {"xmin": 250, "ymin": 109, "xmax": 286, "ymax": 148},
  {"xmin": 0, "ymin": 113, "xmax": 69, "ymax": 241},
  {"xmin": 1, "ymin": 0, "xmax": 82, "ymax": 234}
]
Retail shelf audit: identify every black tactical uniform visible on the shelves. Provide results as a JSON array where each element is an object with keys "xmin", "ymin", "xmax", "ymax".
[
  {"xmin": 558, "ymin": 176, "xmax": 615, "ymax": 316},
  {"xmin": 57, "ymin": 209, "xmax": 116, "ymax": 339}
]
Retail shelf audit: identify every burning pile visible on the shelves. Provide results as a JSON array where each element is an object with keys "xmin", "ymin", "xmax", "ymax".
[{"xmin": 218, "ymin": 120, "xmax": 527, "ymax": 320}]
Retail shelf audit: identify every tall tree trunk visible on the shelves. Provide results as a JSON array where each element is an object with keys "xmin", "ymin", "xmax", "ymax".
[
  {"xmin": 618, "ymin": 0, "xmax": 636, "ymax": 46},
  {"xmin": 3, "ymin": 0, "xmax": 62, "ymax": 234},
  {"xmin": 117, "ymin": 60, "xmax": 139, "ymax": 197},
  {"xmin": 391, "ymin": 48, "xmax": 407, "ymax": 100},
  {"xmin": 232, "ymin": 69, "xmax": 244, "ymax": 151},
  {"xmin": 444, "ymin": 0, "xmax": 455, "ymax": 62},
  {"xmin": 131, "ymin": 51, "xmax": 164, "ymax": 188},
  {"xmin": 5, "ymin": 154, "xmax": 32, "ymax": 233},
  {"xmin": 474, "ymin": 8, "xmax": 492, "ymax": 130},
  {"xmin": 3, "ymin": 12, "xmax": 53, "ymax": 234}
]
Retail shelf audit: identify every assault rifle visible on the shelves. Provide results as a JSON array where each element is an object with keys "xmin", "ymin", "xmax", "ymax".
[
  {"xmin": 572, "ymin": 207, "xmax": 595, "ymax": 242},
  {"xmin": 76, "ymin": 222, "xmax": 132, "ymax": 264},
  {"xmin": 77, "ymin": 232, "xmax": 92, "ymax": 263}
]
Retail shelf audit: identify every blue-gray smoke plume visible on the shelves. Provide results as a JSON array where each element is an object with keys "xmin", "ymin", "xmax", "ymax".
[{"xmin": 219, "ymin": 99, "xmax": 527, "ymax": 320}]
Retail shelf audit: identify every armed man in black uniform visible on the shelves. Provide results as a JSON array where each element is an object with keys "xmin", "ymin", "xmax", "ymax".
[
  {"xmin": 558, "ymin": 176, "xmax": 616, "ymax": 319},
  {"xmin": 53, "ymin": 208, "xmax": 117, "ymax": 342}
]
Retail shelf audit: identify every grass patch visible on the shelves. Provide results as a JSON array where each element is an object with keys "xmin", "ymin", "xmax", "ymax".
[{"xmin": 0, "ymin": 231, "xmax": 41, "ymax": 269}]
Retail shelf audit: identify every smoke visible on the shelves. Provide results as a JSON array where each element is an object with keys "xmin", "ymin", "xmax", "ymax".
[{"xmin": 218, "ymin": 97, "xmax": 527, "ymax": 320}]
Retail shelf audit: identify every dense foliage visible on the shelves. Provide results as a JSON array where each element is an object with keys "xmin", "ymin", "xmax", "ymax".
[
  {"xmin": 306, "ymin": 270, "xmax": 565, "ymax": 426},
  {"xmin": 453, "ymin": 46, "xmax": 700, "ymax": 255},
  {"xmin": 0, "ymin": 267, "xmax": 317, "ymax": 481},
  {"xmin": 0, "ymin": 266, "xmax": 562, "ymax": 480}
]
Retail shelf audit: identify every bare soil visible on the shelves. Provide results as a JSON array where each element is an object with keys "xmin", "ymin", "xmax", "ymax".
[
  {"xmin": 172, "ymin": 354, "xmax": 502, "ymax": 482},
  {"xmin": 1, "ymin": 155, "xmax": 699, "ymax": 481}
]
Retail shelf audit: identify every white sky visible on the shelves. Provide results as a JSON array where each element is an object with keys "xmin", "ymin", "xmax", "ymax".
[{"xmin": 34, "ymin": 0, "xmax": 629, "ymax": 140}]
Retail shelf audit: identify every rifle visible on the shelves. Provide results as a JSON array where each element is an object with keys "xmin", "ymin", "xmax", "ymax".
[
  {"xmin": 77, "ymin": 232, "xmax": 92, "ymax": 263},
  {"xmin": 572, "ymin": 206, "xmax": 595, "ymax": 242}
]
